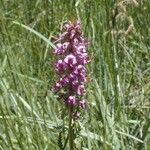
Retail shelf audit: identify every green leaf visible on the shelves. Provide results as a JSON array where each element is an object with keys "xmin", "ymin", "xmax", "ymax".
[{"xmin": 12, "ymin": 21, "xmax": 56, "ymax": 49}]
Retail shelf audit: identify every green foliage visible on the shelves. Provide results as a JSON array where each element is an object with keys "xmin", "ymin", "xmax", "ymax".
[{"xmin": 0, "ymin": 0, "xmax": 149, "ymax": 149}]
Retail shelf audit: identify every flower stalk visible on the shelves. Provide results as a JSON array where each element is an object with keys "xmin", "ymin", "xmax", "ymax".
[
  {"xmin": 68, "ymin": 107, "xmax": 74, "ymax": 150},
  {"xmin": 52, "ymin": 20, "xmax": 90, "ymax": 149}
]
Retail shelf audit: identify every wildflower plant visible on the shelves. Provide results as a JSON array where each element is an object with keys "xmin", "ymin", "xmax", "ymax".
[{"xmin": 52, "ymin": 20, "xmax": 90, "ymax": 149}]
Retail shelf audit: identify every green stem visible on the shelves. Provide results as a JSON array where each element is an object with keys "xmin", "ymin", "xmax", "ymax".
[{"xmin": 68, "ymin": 107, "xmax": 74, "ymax": 150}]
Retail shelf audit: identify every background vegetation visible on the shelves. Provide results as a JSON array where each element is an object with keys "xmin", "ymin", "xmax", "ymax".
[{"xmin": 0, "ymin": 0, "xmax": 149, "ymax": 149}]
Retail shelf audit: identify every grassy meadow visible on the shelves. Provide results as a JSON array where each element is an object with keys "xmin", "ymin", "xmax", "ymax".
[{"xmin": 0, "ymin": 0, "xmax": 150, "ymax": 149}]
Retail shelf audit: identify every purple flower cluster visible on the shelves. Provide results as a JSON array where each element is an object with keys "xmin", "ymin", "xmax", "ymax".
[{"xmin": 52, "ymin": 20, "xmax": 90, "ymax": 118}]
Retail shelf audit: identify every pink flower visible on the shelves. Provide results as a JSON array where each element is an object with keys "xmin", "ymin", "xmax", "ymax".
[
  {"xmin": 79, "ymin": 100, "xmax": 87, "ymax": 109},
  {"xmin": 64, "ymin": 54, "xmax": 77, "ymax": 67},
  {"xmin": 52, "ymin": 82, "xmax": 62, "ymax": 92},
  {"xmin": 73, "ymin": 38, "xmax": 79, "ymax": 46},
  {"xmin": 75, "ymin": 21, "xmax": 81, "ymax": 30},
  {"xmin": 73, "ymin": 65, "xmax": 86, "ymax": 75},
  {"xmin": 66, "ymin": 96, "xmax": 77, "ymax": 107},
  {"xmin": 64, "ymin": 23, "xmax": 71, "ymax": 31},
  {"xmin": 76, "ymin": 45, "xmax": 86, "ymax": 54},
  {"xmin": 59, "ymin": 76, "xmax": 69, "ymax": 87},
  {"xmin": 70, "ymin": 30, "xmax": 76, "ymax": 39},
  {"xmin": 54, "ymin": 42, "xmax": 69, "ymax": 55},
  {"xmin": 54, "ymin": 43, "xmax": 64, "ymax": 55},
  {"xmin": 55, "ymin": 60, "xmax": 67, "ymax": 72},
  {"xmin": 77, "ymin": 53, "xmax": 90, "ymax": 65},
  {"xmin": 77, "ymin": 85, "xmax": 86, "ymax": 95}
]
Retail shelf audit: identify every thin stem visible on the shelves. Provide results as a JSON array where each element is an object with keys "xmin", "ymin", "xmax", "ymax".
[{"xmin": 68, "ymin": 107, "xmax": 74, "ymax": 150}]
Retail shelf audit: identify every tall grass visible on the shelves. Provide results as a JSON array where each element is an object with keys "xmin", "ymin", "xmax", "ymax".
[{"xmin": 0, "ymin": 0, "xmax": 149, "ymax": 149}]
